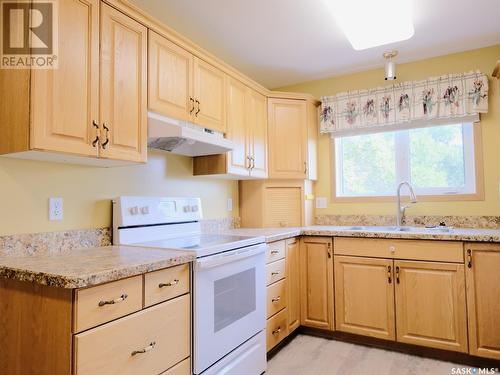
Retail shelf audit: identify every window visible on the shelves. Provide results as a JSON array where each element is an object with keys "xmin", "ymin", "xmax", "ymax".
[{"xmin": 334, "ymin": 123, "xmax": 478, "ymax": 198}]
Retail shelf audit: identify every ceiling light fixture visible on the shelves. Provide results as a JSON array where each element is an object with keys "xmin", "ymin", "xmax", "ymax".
[
  {"xmin": 326, "ymin": 0, "xmax": 414, "ymax": 50},
  {"xmin": 383, "ymin": 50, "xmax": 398, "ymax": 80}
]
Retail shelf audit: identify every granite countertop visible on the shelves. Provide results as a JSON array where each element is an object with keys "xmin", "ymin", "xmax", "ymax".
[
  {"xmin": 0, "ymin": 245, "xmax": 195, "ymax": 289},
  {"xmin": 224, "ymin": 226, "xmax": 500, "ymax": 243}
]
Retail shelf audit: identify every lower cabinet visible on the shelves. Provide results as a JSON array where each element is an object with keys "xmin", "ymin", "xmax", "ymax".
[
  {"xmin": 334, "ymin": 256, "xmax": 395, "ymax": 340},
  {"xmin": 266, "ymin": 237, "xmax": 300, "ymax": 352},
  {"xmin": 300, "ymin": 237, "xmax": 334, "ymax": 331},
  {"xmin": 394, "ymin": 260, "xmax": 467, "ymax": 352},
  {"xmin": 74, "ymin": 295, "xmax": 190, "ymax": 375},
  {"xmin": 286, "ymin": 238, "xmax": 301, "ymax": 332},
  {"xmin": 465, "ymin": 243, "xmax": 500, "ymax": 359}
]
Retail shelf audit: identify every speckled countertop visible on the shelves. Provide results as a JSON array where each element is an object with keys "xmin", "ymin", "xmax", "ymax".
[
  {"xmin": 0, "ymin": 245, "xmax": 195, "ymax": 289},
  {"xmin": 225, "ymin": 226, "xmax": 500, "ymax": 243}
]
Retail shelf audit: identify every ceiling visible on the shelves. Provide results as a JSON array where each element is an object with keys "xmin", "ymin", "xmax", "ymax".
[{"xmin": 130, "ymin": 0, "xmax": 500, "ymax": 89}]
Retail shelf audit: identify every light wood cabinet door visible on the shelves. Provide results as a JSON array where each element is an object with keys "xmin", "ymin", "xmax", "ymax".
[
  {"xmin": 465, "ymin": 243, "xmax": 500, "ymax": 359},
  {"xmin": 306, "ymin": 102, "xmax": 318, "ymax": 180},
  {"xmin": 148, "ymin": 31, "xmax": 193, "ymax": 122},
  {"xmin": 193, "ymin": 57, "xmax": 226, "ymax": 133},
  {"xmin": 394, "ymin": 260, "xmax": 467, "ymax": 352},
  {"xmin": 300, "ymin": 237, "xmax": 334, "ymax": 330},
  {"xmin": 286, "ymin": 238, "xmax": 301, "ymax": 332},
  {"xmin": 30, "ymin": 0, "xmax": 99, "ymax": 157},
  {"xmin": 100, "ymin": 3, "xmax": 147, "ymax": 162},
  {"xmin": 268, "ymin": 98, "xmax": 307, "ymax": 179},
  {"xmin": 334, "ymin": 256, "xmax": 395, "ymax": 340},
  {"xmin": 226, "ymin": 78, "xmax": 250, "ymax": 176},
  {"xmin": 247, "ymin": 89, "xmax": 268, "ymax": 178},
  {"xmin": 263, "ymin": 187, "xmax": 302, "ymax": 227}
]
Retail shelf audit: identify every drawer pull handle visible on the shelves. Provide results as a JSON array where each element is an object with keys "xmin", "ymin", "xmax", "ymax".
[
  {"xmin": 271, "ymin": 271, "xmax": 280, "ymax": 276},
  {"xmin": 272, "ymin": 327, "xmax": 281, "ymax": 335},
  {"xmin": 131, "ymin": 342, "xmax": 156, "ymax": 356},
  {"xmin": 272, "ymin": 296, "xmax": 281, "ymax": 303},
  {"xmin": 270, "ymin": 250, "xmax": 279, "ymax": 255},
  {"xmin": 98, "ymin": 294, "xmax": 128, "ymax": 307},
  {"xmin": 159, "ymin": 279, "xmax": 179, "ymax": 288}
]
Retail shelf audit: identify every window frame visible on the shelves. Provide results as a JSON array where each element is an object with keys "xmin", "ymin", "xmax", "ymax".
[{"xmin": 331, "ymin": 123, "xmax": 484, "ymax": 202}]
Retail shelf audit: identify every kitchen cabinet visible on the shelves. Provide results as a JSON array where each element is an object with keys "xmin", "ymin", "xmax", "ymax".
[
  {"xmin": 465, "ymin": 243, "xmax": 500, "ymax": 359},
  {"xmin": 300, "ymin": 237, "xmax": 334, "ymax": 331},
  {"xmin": 193, "ymin": 78, "xmax": 267, "ymax": 179},
  {"xmin": 239, "ymin": 179, "xmax": 313, "ymax": 227},
  {"xmin": 286, "ymin": 238, "xmax": 301, "ymax": 333},
  {"xmin": 394, "ymin": 260, "xmax": 467, "ymax": 352},
  {"xmin": 334, "ymin": 256, "xmax": 395, "ymax": 340},
  {"xmin": 0, "ymin": 0, "xmax": 147, "ymax": 165},
  {"xmin": 267, "ymin": 98, "xmax": 318, "ymax": 180},
  {"xmin": 100, "ymin": 3, "xmax": 147, "ymax": 163},
  {"xmin": 148, "ymin": 31, "xmax": 193, "ymax": 122},
  {"xmin": 0, "ymin": 264, "xmax": 191, "ymax": 375},
  {"xmin": 148, "ymin": 31, "xmax": 226, "ymax": 134}
]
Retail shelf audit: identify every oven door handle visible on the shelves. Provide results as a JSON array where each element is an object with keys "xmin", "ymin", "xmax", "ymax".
[{"xmin": 195, "ymin": 244, "xmax": 267, "ymax": 270}]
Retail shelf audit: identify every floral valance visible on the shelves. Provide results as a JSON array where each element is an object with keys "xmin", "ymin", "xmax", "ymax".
[{"xmin": 320, "ymin": 71, "xmax": 489, "ymax": 137}]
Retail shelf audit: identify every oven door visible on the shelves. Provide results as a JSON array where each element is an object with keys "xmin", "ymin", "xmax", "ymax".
[{"xmin": 193, "ymin": 243, "xmax": 266, "ymax": 375}]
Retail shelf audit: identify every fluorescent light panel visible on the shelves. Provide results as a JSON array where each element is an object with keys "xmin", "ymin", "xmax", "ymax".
[{"xmin": 327, "ymin": 0, "xmax": 414, "ymax": 50}]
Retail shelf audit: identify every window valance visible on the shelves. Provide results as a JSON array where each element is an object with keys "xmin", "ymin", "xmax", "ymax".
[{"xmin": 319, "ymin": 71, "xmax": 489, "ymax": 137}]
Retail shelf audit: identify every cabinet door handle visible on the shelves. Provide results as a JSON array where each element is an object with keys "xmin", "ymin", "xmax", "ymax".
[
  {"xmin": 327, "ymin": 242, "xmax": 332, "ymax": 258},
  {"xmin": 272, "ymin": 327, "xmax": 281, "ymax": 335},
  {"xmin": 467, "ymin": 249, "xmax": 472, "ymax": 268},
  {"xmin": 304, "ymin": 161, "xmax": 307, "ymax": 174},
  {"xmin": 189, "ymin": 97, "xmax": 195, "ymax": 114},
  {"xmin": 271, "ymin": 296, "xmax": 281, "ymax": 303},
  {"xmin": 98, "ymin": 293, "xmax": 128, "ymax": 307},
  {"xmin": 395, "ymin": 266, "xmax": 400, "ymax": 284},
  {"xmin": 131, "ymin": 342, "xmax": 156, "ymax": 356},
  {"xmin": 271, "ymin": 271, "xmax": 280, "ymax": 276},
  {"xmin": 270, "ymin": 250, "xmax": 279, "ymax": 255},
  {"xmin": 159, "ymin": 279, "xmax": 179, "ymax": 288},
  {"xmin": 387, "ymin": 265, "xmax": 392, "ymax": 284},
  {"xmin": 101, "ymin": 123, "xmax": 110, "ymax": 149},
  {"xmin": 251, "ymin": 156, "xmax": 255, "ymax": 170},
  {"xmin": 195, "ymin": 99, "xmax": 200, "ymax": 116},
  {"xmin": 92, "ymin": 120, "xmax": 100, "ymax": 148}
]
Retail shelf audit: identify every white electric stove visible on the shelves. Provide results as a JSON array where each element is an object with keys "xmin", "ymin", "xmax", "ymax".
[{"xmin": 113, "ymin": 196, "xmax": 267, "ymax": 375}]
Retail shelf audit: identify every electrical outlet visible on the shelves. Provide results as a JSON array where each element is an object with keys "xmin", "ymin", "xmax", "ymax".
[
  {"xmin": 227, "ymin": 198, "xmax": 233, "ymax": 212},
  {"xmin": 316, "ymin": 197, "xmax": 327, "ymax": 209},
  {"xmin": 49, "ymin": 197, "xmax": 63, "ymax": 221}
]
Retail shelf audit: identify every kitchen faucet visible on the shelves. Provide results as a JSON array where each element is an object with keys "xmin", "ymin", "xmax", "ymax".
[{"xmin": 396, "ymin": 182, "xmax": 418, "ymax": 229}]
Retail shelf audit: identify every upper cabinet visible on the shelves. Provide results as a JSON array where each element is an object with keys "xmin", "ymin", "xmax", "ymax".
[
  {"xmin": 267, "ymin": 98, "xmax": 318, "ymax": 180},
  {"xmin": 193, "ymin": 77, "xmax": 268, "ymax": 179},
  {"xmin": 148, "ymin": 32, "xmax": 226, "ymax": 134},
  {"xmin": 0, "ymin": 0, "xmax": 147, "ymax": 166},
  {"xmin": 100, "ymin": 3, "xmax": 148, "ymax": 163}
]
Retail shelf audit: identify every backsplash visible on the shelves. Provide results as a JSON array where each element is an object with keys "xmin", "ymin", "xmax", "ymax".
[
  {"xmin": 315, "ymin": 215, "xmax": 500, "ymax": 229},
  {"xmin": 0, "ymin": 217, "xmax": 240, "ymax": 257}
]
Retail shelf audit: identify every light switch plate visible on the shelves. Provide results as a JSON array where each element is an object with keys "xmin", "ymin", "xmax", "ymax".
[
  {"xmin": 316, "ymin": 197, "xmax": 327, "ymax": 209},
  {"xmin": 49, "ymin": 197, "xmax": 63, "ymax": 221},
  {"xmin": 227, "ymin": 198, "xmax": 233, "ymax": 212}
]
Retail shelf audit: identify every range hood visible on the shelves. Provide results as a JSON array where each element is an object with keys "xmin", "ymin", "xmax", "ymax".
[{"xmin": 147, "ymin": 112, "xmax": 235, "ymax": 157}]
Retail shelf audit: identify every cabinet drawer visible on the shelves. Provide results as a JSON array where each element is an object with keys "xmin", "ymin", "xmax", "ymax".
[
  {"xmin": 266, "ymin": 308, "xmax": 288, "ymax": 351},
  {"xmin": 267, "ymin": 279, "xmax": 287, "ymax": 318},
  {"xmin": 266, "ymin": 259, "xmax": 285, "ymax": 286},
  {"xmin": 144, "ymin": 264, "xmax": 190, "ymax": 307},
  {"xmin": 74, "ymin": 276, "xmax": 143, "ymax": 333},
  {"xmin": 267, "ymin": 240, "xmax": 285, "ymax": 263},
  {"xmin": 334, "ymin": 238, "xmax": 463, "ymax": 263},
  {"xmin": 161, "ymin": 358, "xmax": 190, "ymax": 375},
  {"xmin": 74, "ymin": 294, "xmax": 190, "ymax": 375}
]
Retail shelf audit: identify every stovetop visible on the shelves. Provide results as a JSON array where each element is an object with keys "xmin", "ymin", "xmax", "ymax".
[{"xmin": 133, "ymin": 233, "xmax": 265, "ymax": 258}]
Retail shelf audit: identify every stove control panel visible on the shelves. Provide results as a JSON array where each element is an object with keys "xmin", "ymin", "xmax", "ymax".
[{"xmin": 113, "ymin": 196, "xmax": 202, "ymax": 227}]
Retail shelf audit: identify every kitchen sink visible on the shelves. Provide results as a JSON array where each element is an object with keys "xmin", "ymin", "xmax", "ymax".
[{"xmin": 345, "ymin": 225, "xmax": 453, "ymax": 233}]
